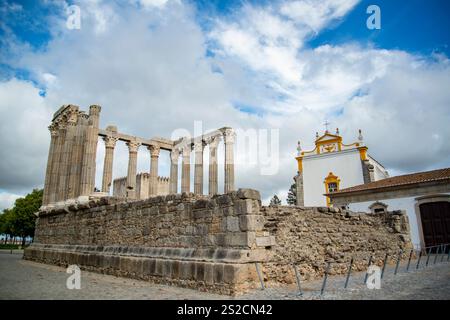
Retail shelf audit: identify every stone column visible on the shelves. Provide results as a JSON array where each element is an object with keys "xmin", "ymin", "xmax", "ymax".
[
  {"xmin": 69, "ymin": 114, "xmax": 89, "ymax": 198},
  {"xmin": 48, "ymin": 122, "xmax": 63, "ymax": 204},
  {"xmin": 126, "ymin": 140, "xmax": 140, "ymax": 199},
  {"xmin": 101, "ymin": 135, "xmax": 118, "ymax": 193},
  {"xmin": 57, "ymin": 112, "xmax": 78, "ymax": 202},
  {"xmin": 80, "ymin": 105, "xmax": 101, "ymax": 197},
  {"xmin": 223, "ymin": 128, "xmax": 235, "ymax": 193},
  {"xmin": 207, "ymin": 135, "xmax": 221, "ymax": 195},
  {"xmin": 169, "ymin": 149, "xmax": 179, "ymax": 194},
  {"xmin": 54, "ymin": 122, "xmax": 68, "ymax": 202},
  {"xmin": 42, "ymin": 124, "xmax": 59, "ymax": 205},
  {"xmin": 181, "ymin": 143, "xmax": 192, "ymax": 193},
  {"xmin": 194, "ymin": 139, "xmax": 205, "ymax": 195},
  {"xmin": 148, "ymin": 145, "xmax": 160, "ymax": 196}
]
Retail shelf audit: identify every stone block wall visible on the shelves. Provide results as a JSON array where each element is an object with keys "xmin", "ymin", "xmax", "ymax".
[
  {"xmin": 24, "ymin": 189, "xmax": 273, "ymax": 295},
  {"xmin": 261, "ymin": 205, "xmax": 412, "ymax": 284}
]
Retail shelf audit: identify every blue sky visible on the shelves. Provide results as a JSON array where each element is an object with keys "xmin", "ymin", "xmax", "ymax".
[
  {"xmin": 0, "ymin": 0, "xmax": 449, "ymax": 207},
  {"xmin": 2, "ymin": 0, "xmax": 449, "ymax": 69}
]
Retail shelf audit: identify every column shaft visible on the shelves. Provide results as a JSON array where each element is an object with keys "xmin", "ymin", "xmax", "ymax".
[
  {"xmin": 57, "ymin": 121, "xmax": 77, "ymax": 201},
  {"xmin": 181, "ymin": 145, "xmax": 191, "ymax": 193},
  {"xmin": 101, "ymin": 136, "xmax": 117, "ymax": 193},
  {"xmin": 169, "ymin": 150, "xmax": 179, "ymax": 194},
  {"xmin": 208, "ymin": 136, "xmax": 220, "ymax": 195},
  {"xmin": 126, "ymin": 141, "xmax": 140, "ymax": 199},
  {"xmin": 79, "ymin": 105, "xmax": 101, "ymax": 196},
  {"xmin": 194, "ymin": 140, "xmax": 205, "ymax": 195},
  {"xmin": 148, "ymin": 145, "xmax": 160, "ymax": 196},
  {"xmin": 223, "ymin": 129, "xmax": 235, "ymax": 193},
  {"xmin": 42, "ymin": 125, "xmax": 58, "ymax": 205}
]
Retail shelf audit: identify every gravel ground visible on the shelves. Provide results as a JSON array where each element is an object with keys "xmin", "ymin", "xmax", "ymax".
[{"xmin": 0, "ymin": 252, "xmax": 449, "ymax": 300}]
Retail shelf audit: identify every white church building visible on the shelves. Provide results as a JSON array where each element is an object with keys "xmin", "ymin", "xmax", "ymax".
[{"xmin": 294, "ymin": 128, "xmax": 389, "ymax": 207}]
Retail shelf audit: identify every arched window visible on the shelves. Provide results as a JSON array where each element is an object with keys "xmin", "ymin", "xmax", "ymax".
[
  {"xmin": 369, "ymin": 201, "xmax": 388, "ymax": 214},
  {"xmin": 324, "ymin": 172, "xmax": 340, "ymax": 207}
]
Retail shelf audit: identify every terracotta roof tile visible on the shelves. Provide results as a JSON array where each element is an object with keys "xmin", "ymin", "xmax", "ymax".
[{"xmin": 329, "ymin": 167, "xmax": 450, "ymax": 196}]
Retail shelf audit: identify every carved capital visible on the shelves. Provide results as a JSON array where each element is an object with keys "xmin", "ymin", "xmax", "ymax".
[
  {"xmin": 103, "ymin": 135, "xmax": 118, "ymax": 148},
  {"xmin": 205, "ymin": 135, "xmax": 221, "ymax": 149},
  {"xmin": 89, "ymin": 105, "xmax": 101, "ymax": 116},
  {"xmin": 182, "ymin": 144, "xmax": 192, "ymax": 157},
  {"xmin": 223, "ymin": 128, "xmax": 235, "ymax": 144},
  {"xmin": 126, "ymin": 140, "xmax": 141, "ymax": 153},
  {"xmin": 170, "ymin": 149, "xmax": 180, "ymax": 162},
  {"xmin": 48, "ymin": 124, "xmax": 59, "ymax": 137},
  {"xmin": 148, "ymin": 145, "xmax": 161, "ymax": 158},
  {"xmin": 194, "ymin": 139, "xmax": 206, "ymax": 152}
]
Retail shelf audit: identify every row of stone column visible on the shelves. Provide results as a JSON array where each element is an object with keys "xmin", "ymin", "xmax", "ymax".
[
  {"xmin": 169, "ymin": 128, "xmax": 235, "ymax": 196},
  {"xmin": 42, "ymin": 105, "xmax": 101, "ymax": 206},
  {"xmin": 100, "ymin": 136, "xmax": 161, "ymax": 200},
  {"xmin": 100, "ymin": 128, "xmax": 235, "ymax": 198}
]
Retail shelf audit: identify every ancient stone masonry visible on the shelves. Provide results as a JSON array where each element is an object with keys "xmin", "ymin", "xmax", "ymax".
[
  {"xmin": 41, "ymin": 105, "xmax": 236, "ymax": 209},
  {"xmin": 25, "ymin": 189, "xmax": 271, "ymax": 295},
  {"xmin": 260, "ymin": 205, "xmax": 412, "ymax": 285}
]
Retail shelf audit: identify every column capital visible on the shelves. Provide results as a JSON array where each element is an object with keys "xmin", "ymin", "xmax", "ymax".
[
  {"xmin": 205, "ymin": 135, "xmax": 221, "ymax": 149},
  {"xmin": 170, "ymin": 149, "xmax": 180, "ymax": 162},
  {"xmin": 223, "ymin": 128, "xmax": 235, "ymax": 144},
  {"xmin": 182, "ymin": 144, "xmax": 192, "ymax": 157},
  {"xmin": 103, "ymin": 135, "xmax": 118, "ymax": 148},
  {"xmin": 89, "ymin": 105, "xmax": 101, "ymax": 116},
  {"xmin": 48, "ymin": 124, "xmax": 59, "ymax": 137},
  {"xmin": 147, "ymin": 145, "xmax": 161, "ymax": 158},
  {"xmin": 194, "ymin": 139, "xmax": 206, "ymax": 152},
  {"xmin": 126, "ymin": 140, "xmax": 141, "ymax": 153}
]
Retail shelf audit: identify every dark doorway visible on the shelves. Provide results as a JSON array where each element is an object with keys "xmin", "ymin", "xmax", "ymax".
[{"xmin": 419, "ymin": 201, "xmax": 450, "ymax": 251}]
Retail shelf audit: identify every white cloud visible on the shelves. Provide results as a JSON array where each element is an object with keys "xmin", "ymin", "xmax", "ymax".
[
  {"xmin": 280, "ymin": 0, "xmax": 359, "ymax": 33},
  {"xmin": 0, "ymin": 191, "xmax": 22, "ymax": 211}
]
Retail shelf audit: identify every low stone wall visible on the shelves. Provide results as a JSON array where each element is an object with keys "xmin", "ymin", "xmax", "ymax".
[
  {"xmin": 24, "ymin": 189, "xmax": 274, "ymax": 295},
  {"xmin": 261, "ymin": 205, "xmax": 412, "ymax": 284},
  {"xmin": 25, "ymin": 189, "xmax": 413, "ymax": 295}
]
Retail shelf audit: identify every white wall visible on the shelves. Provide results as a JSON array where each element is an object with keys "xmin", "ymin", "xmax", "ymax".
[
  {"xmin": 303, "ymin": 150, "xmax": 364, "ymax": 206},
  {"xmin": 368, "ymin": 155, "xmax": 389, "ymax": 180}
]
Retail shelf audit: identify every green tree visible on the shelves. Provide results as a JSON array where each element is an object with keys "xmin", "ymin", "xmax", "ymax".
[
  {"xmin": 287, "ymin": 183, "xmax": 297, "ymax": 205},
  {"xmin": 8, "ymin": 189, "xmax": 43, "ymax": 246},
  {"xmin": 0, "ymin": 209, "xmax": 15, "ymax": 244},
  {"xmin": 269, "ymin": 195, "xmax": 282, "ymax": 206}
]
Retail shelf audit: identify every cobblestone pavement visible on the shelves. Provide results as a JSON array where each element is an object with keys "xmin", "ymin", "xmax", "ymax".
[{"xmin": 1, "ymin": 252, "xmax": 449, "ymax": 300}]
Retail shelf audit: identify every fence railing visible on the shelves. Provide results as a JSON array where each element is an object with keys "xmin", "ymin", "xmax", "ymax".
[{"xmin": 254, "ymin": 243, "xmax": 450, "ymax": 296}]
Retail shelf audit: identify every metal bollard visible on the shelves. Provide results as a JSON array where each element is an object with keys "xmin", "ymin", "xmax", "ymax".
[
  {"xmin": 364, "ymin": 256, "xmax": 373, "ymax": 284},
  {"xmin": 320, "ymin": 262, "xmax": 331, "ymax": 295},
  {"xmin": 255, "ymin": 263, "xmax": 265, "ymax": 290},
  {"xmin": 293, "ymin": 264, "xmax": 303, "ymax": 296},
  {"xmin": 434, "ymin": 245, "xmax": 440, "ymax": 265},
  {"xmin": 441, "ymin": 245, "xmax": 446, "ymax": 263},
  {"xmin": 381, "ymin": 253, "xmax": 388, "ymax": 279},
  {"xmin": 344, "ymin": 257, "xmax": 353, "ymax": 289},
  {"xmin": 425, "ymin": 247, "xmax": 432, "ymax": 267},
  {"xmin": 416, "ymin": 250, "xmax": 422, "ymax": 269},
  {"xmin": 406, "ymin": 249, "xmax": 414, "ymax": 271},
  {"xmin": 394, "ymin": 250, "xmax": 402, "ymax": 275}
]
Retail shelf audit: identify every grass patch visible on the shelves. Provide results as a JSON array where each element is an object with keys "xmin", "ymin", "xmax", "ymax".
[{"xmin": 0, "ymin": 244, "xmax": 22, "ymax": 250}]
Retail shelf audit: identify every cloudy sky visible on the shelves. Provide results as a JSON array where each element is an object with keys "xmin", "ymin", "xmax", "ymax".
[{"xmin": 0, "ymin": 0, "xmax": 449, "ymax": 208}]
